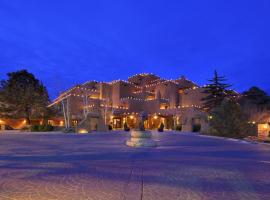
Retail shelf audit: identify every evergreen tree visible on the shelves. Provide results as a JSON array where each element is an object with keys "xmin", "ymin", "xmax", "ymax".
[
  {"xmin": 209, "ymin": 99, "xmax": 252, "ymax": 138},
  {"xmin": 240, "ymin": 86, "xmax": 270, "ymax": 122},
  {"xmin": 202, "ymin": 70, "xmax": 232, "ymax": 111},
  {"xmin": 0, "ymin": 70, "xmax": 50, "ymax": 125},
  {"xmin": 241, "ymin": 87, "xmax": 270, "ymax": 107}
]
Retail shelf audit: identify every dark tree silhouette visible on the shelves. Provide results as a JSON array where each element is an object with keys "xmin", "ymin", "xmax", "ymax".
[
  {"xmin": 209, "ymin": 99, "xmax": 252, "ymax": 138},
  {"xmin": 240, "ymin": 86, "xmax": 270, "ymax": 122},
  {"xmin": 241, "ymin": 87, "xmax": 270, "ymax": 107},
  {"xmin": 0, "ymin": 69, "xmax": 50, "ymax": 125},
  {"xmin": 202, "ymin": 70, "xmax": 232, "ymax": 111}
]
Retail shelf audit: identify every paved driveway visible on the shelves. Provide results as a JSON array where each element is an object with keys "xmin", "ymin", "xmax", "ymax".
[{"xmin": 0, "ymin": 131, "xmax": 269, "ymax": 200}]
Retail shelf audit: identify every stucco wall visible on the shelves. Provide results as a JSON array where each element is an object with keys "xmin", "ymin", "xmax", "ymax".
[{"xmin": 181, "ymin": 88, "xmax": 206, "ymax": 108}]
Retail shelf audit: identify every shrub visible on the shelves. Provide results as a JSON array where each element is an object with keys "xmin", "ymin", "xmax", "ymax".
[
  {"xmin": 108, "ymin": 124, "xmax": 113, "ymax": 130},
  {"xmin": 42, "ymin": 124, "xmax": 54, "ymax": 132},
  {"xmin": 124, "ymin": 122, "xmax": 130, "ymax": 131},
  {"xmin": 53, "ymin": 126, "xmax": 64, "ymax": 131},
  {"xmin": 30, "ymin": 124, "xmax": 54, "ymax": 132},
  {"xmin": 209, "ymin": 99, "xmax": 251, "ymax": 138},
  {"xmin": 21, "ymin": 126, "xmax": 30, "ymax": 131},
  {"xmin": 192, "ymin": 124, "xmax": 201, "ymax": 132},
  {"xmin": 63, "ymin": 127, "xmax": 75, "ymax": 133},
  {"xmin": 4, "ymin": 125, "xmax": 13, "ymax": 130},
  {"xmin": 175, "ymin": 124, "xmax": 182, "ymax": 131},
  {"xmin": 244, "ymin": 123, "xmax": 257, "ymax": 137},
  {"xmin": 158, "ymin": 123, "xmax": 164, "ymax": 132},
  {"xmin": 30, "ymin": 125, "xmax": 39, "ymax": 132}
]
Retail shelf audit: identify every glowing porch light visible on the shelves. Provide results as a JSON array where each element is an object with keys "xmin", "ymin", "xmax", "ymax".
[
  {"xmin": 0, "ymin": 119, "xmax": 4, "ymax": 124},
  {"xmin": 60, "ymin": 121, "xmax": 64, "ymax": 126},
  {"xmin": 129, "ymin": 115, "xmax": 134, "ymax": 119},
  {"xmin": 154, "ymin": 115, "xmax": 158, "ymax": 119},
  {"xmin": 78, "ymin": 129, "xmax": 88, "ymax": 134},
  {"xmin": 23, "ymin": 119, "xmax": 27, "ymax": 124}
]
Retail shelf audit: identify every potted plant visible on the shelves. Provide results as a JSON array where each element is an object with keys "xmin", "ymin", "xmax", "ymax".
[{"xmin": 124, "ymin": 122, "xmax": 130, "ymax": 131}]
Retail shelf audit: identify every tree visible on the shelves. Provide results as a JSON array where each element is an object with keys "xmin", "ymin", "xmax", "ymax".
[
  {"xmin": 240, "ymin": 86, "xmax": 270, "ymax": 122},
  {"xmin": 202, "ymin": 70, "xmax": 232, "ymax": 111},
  {"xmin": 0, "ymin": 69, "xmax": 50, "ymax": 125},
  {"xmin": 241, "ymin": 87, "xmax": 270, "ymax": 107},
  {"xmin": 209, "ymin": 99, "xmax": 253, "ymax": 138},
  {"xmin": 209, "ymin": 99, "xmax": 251, "ymax": 138}
]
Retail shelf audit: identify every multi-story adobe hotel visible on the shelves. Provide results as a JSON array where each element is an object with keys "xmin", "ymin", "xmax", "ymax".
[{"xmin": 49, "ymin": 73, "xmax": 209, "ymax": 132}]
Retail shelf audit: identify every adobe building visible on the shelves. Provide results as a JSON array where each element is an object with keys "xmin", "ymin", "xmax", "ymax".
[
  {"xmin": 48, "ymin": 73, "xmax": 209, "ymax": 132},
  {"xmin": 1, "ymin": 73, "xmax": 269, "ymax": 138}
]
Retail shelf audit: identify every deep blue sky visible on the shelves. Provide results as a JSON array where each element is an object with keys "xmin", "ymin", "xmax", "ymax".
[{"xmin": 0, "ymin": 0, "xmax": 270, "ymax": 99}]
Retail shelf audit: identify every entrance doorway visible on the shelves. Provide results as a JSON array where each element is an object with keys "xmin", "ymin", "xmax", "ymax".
[
  {"xmin": 113, "ymin": 118, "xmax": 122, "ymax": 129},
  {"xmin": 192, "ymin": 118, "xmax": 201, "ymax": 132}
]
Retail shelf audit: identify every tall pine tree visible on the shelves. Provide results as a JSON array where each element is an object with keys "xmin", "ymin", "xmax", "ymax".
[{"xmin": 202, "ymin": 70, "xmax": 232, "ymax": 111}]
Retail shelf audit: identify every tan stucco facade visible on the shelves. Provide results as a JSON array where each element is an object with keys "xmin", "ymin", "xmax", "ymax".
[{"xmin": 49, "ymin": 73, "xmax": 208, "ymax": 132}]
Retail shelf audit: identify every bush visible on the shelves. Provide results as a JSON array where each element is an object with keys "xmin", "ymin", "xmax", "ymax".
[
  {"xmin": 209, "ymin": 99, "xmax": 251, "ymax": 138},
  {"xmin": 124, "ymin": 122, "xmax": 130, "ymax": 131},
  {"xmin": 108, "ymin": 124, "xmax": 113, "ymax": 130},
  {"xmin": 244, "ymin": 123, "xmax": 257, "ymax": 137},
  {"xmin": 192, "ymin": 124, "xmax": 201, "ymax": 132},
  {"xmin": 41, "ymin": 124, "xmax": 54, "ymax": 132},
  {"xmin": 53, "ymin": 126, "xmax": 65, "ymax": 131},
  {"xmin": 30, "ymin": 125, "xmax": 39, "ymax": 132},
  {"xmin": 30, "ymin": 124, "xmax": 54, "ymax": 132},
  {"xmin": 21, "ymin": 126, "xmax": 30, "ymax": 131},
  {"xmin": 63, "ymin": 127, "xmax": 75, "ymax": 133},
  {"xmin": 158, "ymin": 123, "xmax": 164, "ymax": 132},
  {"xmin": 175, "ymin": 124, "xmax": 182, "ymax": 131},
  {"xmin": 3, "ymin": 125, "xmax": 13, "ymax": 130}
]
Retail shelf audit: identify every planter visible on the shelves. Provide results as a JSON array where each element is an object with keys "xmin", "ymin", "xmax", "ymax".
[
  {"xmin": 130, "ymin": 130, "xmax": 152, "ymax": 138},
  {"xmin": 126, "ymin": 130, "xmax": 157, "ymax": 147}
]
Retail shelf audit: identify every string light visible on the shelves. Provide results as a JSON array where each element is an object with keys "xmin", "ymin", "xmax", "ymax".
[{"xmin": 49, "ymin": 73, "xmax": 206, "ymax": 113}]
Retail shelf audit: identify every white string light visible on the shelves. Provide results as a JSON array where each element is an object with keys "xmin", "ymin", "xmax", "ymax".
[{"xmin": 49, "ymin": 73, "xmax": 208, "ymax": 109}]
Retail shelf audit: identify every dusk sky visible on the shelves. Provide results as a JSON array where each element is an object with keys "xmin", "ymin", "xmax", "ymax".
[{"xmin": 0, "ymin": 0, "xmax": 270, "ymax": 99}]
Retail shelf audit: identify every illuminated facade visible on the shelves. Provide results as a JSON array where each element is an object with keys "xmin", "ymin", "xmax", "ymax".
[{"xmin": 49, "ymin": 73, "xmax": 208, "ymax": 132}]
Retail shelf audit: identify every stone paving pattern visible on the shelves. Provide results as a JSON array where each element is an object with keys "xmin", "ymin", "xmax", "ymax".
[{"xmin": 0, "ymin": 131, "xmax": 270, "ymax": 200}]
